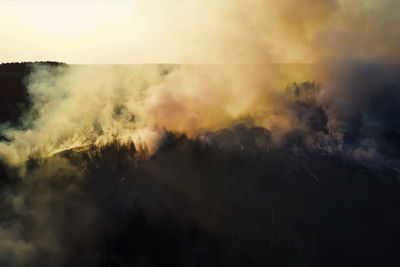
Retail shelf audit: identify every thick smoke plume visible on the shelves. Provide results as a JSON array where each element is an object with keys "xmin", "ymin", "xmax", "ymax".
[
  {"xmin": 0, "ymin": 0, "xmax": 399, "ymax": 167},
  {"xmin": 0, "ymin": 62, "xmax": 399, "ymax": 172},
  {"xmin": 0, "ymin": 63, "xmax": 308, "ymax": 165}
]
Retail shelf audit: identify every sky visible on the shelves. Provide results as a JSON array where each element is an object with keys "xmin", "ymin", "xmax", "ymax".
[
  {"xmin": 0, "ymin": 0, "xmax": 338, "ymax": 64},
  {"xmin": 0, "ymin": 1, "xmax": 250, "ymax": 64},
  {"xmin": 0, "ymin": 0, "xmax": 399, "ymax": 64}
]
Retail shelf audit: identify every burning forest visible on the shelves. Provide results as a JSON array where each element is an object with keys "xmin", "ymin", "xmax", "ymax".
[{"xmin": 0, "ymin": 0, "xmax": 400, "ymax": 266}]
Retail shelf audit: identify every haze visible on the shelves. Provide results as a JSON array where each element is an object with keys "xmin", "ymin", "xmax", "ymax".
[{"xmin": 2, "ymin": 0, "xmax": 398, "ymax": 64}]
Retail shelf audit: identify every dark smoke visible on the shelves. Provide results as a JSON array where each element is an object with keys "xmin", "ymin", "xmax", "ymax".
[{"xmin": 316, "ymin": 62, "xmax": 400, "ymax": 172}]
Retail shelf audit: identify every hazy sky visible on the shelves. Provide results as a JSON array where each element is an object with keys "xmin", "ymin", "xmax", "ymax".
[
  {"xmin": 1, "ymin": 0, "xmax": 399, "ymax": 64},
  {"xmin": 0, "ymin": 1, "xmax": 246, "ymax": 64}
]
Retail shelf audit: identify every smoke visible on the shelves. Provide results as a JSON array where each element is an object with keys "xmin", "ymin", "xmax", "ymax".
[
  {"xmin": 316, "ymin": 62, "xmax": 400, "ymax": 169},
  {"xmin": 0, "ymin": 63, "xmax": 313, "ymax": 166},
  {"xmin": 0, "ymin": 63, "xmax": 398, "ymax": 177},
  {"xmin": 0, "ymin": 0, "xmax": 398, "ymax": 167},
  {"xmin": 212, "ymin": 0, "xmax": 399, "ymax": 63},
  {"xmin": 314, "ymin": 0, "xmax": 400, "ymax": 63},
  {"xmin": 0, "ymin": 63, "xmax": 399, "ymax": 171},
  {"xmin": 0, "ymin": 64, "xmax": 164, "ymax": 165}
]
